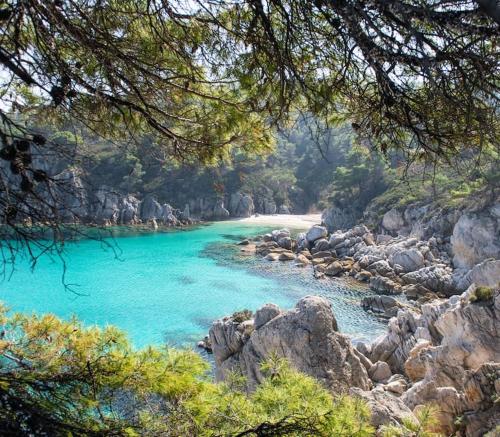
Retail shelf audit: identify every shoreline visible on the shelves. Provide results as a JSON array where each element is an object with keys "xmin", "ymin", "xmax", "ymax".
[{"xmin": 227, "ymin": 213, "xmax": 322, "ymax": 229}]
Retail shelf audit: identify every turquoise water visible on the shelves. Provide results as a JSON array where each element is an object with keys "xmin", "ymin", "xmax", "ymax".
[{"xmin": 0, "ymin": 222, "xmax": 386, "ymax": 348}]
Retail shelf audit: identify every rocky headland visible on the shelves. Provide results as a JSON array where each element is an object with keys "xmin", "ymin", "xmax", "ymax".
[{"xmin": 205, "ymin": 196, "xmax": 499, "ymax": 436}]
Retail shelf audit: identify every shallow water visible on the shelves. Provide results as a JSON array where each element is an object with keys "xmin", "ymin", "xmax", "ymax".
[{"xmin": 0, "ymin": 221, "xmax": 386, "ymax": 348}]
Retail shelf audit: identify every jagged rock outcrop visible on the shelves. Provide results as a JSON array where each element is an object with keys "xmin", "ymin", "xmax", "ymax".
[
  {"xmin": 451, "ymin": 206, "xmax": 500, "ymax": 269},
  {"xmin": 141, "ymin": 195, "xmax": 163, "ymax": 221},
  {"xmin": 209, "ymin": 296, "xmax": 371, "ymax": 393},
  {"xmin": 401, "ymin": 285, "xmax": 500, "ymax": 435},
  {"xmin": 228, "ymin": 192, "xmax": 255, "ymax": 217},
  {"xmin": 453, "ymin": 258, "xmax": 500, "ymax": 292}
]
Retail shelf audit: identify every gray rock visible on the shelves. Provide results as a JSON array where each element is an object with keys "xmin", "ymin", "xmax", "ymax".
[
  {"xmin": 306, "ymin": 225, "xmax": 328, "ymax": 243},
  {"xmin": 180, "ymin": 204, "xmax": 190, "ymax": 221},
  {"xmin": 370, "ymin": 276, "xmax": 402, "ymax": 294},
  {"xmin": 296, "ymin": 232, "xmax": 309, "ymax": 251},
  {"xmin": 402, "ymin": 266, "xmax": 454, "ymax": 295},
  {"xmin": 141, "ymin": 195, "xmax": 163, "ymax": 221},
  {"xmin": 454, "ymin": 259, "xmax": 500, "ymax": 292},
  {"xmin": 229, "ymin": 193, "xmax": 255, "ymax": 217},
  {"xmin": 328, "ymin": 231, "xmax": 346, "ymax": 248},
  {"xmin": 368, "ymin": 260, "xmax": 394, "ymax": 276},
  {"xmin": 401, "ymin": 286, "xmax": 500, "ymax": 434},
  {"xmin": 321, "ymin": 206, "xmax": 358, "ymax": 232},
  {"xmin": 451, "ymin": 208, "xmax": 500, "ymax": 269},
  {"xmin": 361, "ymin": 295, "xmax": 400, "ymax": 316},
  {"xmin": 382, "ymin": 208, "xmax": 405, "ymax": 233},
  {"xmin": 263, "ymin": 199, "xmax": 277, "ymax": 215},
  {"xmin": 369, "ymin": 361, "xmax": 392, "ymax": 382},
  {"xmin": 209, "ymin": 296, "xmax": 371, "ymax": 393},
  {"xmin": 212, "ymin": 199, "xmax": 230, "ymax": 219},
  {"xmin": 278, "ymin": 204, "xmax": 290, "ymax": 214},
  {"xmin": 272, "ymin": 228, "xmax": 290, "ymax": 241},
  {"xmin": 314, "ymin": 238, "xmax": 330, "ymax": 252},
  {"xmin": 277, "ymin": 236, "xmax": 292, "ymax": 250},
  {"xmin": 349, "ymin": 387, "xmax": 417, "ymax": 428},
  {"xmin": 389, "ymin": 248, "xmax": 425, "ymax": 273},
  {"xmin": 254, "ymin": 303, "xmax": 281, "ymax": 329}
]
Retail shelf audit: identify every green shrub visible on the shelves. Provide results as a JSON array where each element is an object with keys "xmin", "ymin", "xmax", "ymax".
[
  {"xmin": 381, "ymin": 404, "xmax": 442, "ymax": 436},
  {"xmin": 470, "ymin": 286, "xmax": 495, "ymax": 303},
  {"xmin": 232, "ymin": 308, "xmax": 253, "ymax": 323},
  {"xmin": 0, "ymin": 305, "xmax": 373, "ymax": 436}
]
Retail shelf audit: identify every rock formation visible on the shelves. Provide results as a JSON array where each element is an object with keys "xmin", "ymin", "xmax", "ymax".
[{"xmin": 209, "ymin": 296, "xmax": 372, "ymax": 393}]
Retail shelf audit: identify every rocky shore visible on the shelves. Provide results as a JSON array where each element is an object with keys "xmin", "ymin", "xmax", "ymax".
[{"xmin": 204, "ymin": 201, "xmax": 499, "ymax": 436}]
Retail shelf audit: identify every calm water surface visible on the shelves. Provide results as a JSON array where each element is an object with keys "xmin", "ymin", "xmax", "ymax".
[{"xmin": 0, "ymin": 221, "xmax": 386, "ymax": 347}]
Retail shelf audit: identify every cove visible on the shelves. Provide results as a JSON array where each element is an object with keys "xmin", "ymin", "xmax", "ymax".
[{"xmin": 0, "ymin": 221, "xmax": 386, "ymax": 348}]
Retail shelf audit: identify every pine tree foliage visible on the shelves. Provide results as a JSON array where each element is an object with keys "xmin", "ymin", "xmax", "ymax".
[{"xmin": 0, "ymin": 304, "xmax": 374, "ymax": 436}]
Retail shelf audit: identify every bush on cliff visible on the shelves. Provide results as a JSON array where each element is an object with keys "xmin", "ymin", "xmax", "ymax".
[{"xmin": 0, "ymin": 304, "xmax": 373, "ymax": 436}]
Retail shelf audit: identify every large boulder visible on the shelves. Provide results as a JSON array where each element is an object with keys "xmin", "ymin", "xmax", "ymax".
[
  {"xmin": 388, "ymin": 248, "xmax": 425, "ymax": 273},
  {"xmin": 382, "ymin": 208, "xmax": 405, "ymax": 233},
  {"xmin": 361, "ymin": 295, "xmax": 401, "ymax": 318},
  {"xmin": 305, "ymin": 225, "xmax": 328, "ymax": 243},
  {"xmin": 209, "ymin": 296, "xmax": 371, "ymax": 393},
  {"xmin": 401, "ymin": 266, "xmax": 454, "ymax": 295},
  {"xmin": 451, "ymin": 208, "xmax": 500, "ymax": 269}
]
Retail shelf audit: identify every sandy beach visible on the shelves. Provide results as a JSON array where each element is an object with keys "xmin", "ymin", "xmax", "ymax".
[{"xmin": 232, "ymin": 213, "xmax": 322, "ymax": 229}]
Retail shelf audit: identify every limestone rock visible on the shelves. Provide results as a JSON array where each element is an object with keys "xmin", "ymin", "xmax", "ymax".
[
  {"xmin": 321, "ymin": 206, "xmax": 358, "ymax": 232},
  {"xmin": 362, "ymin": 295, "xmax": 401, "ymax": 318},
  {"xmin": 295, "ymin": 254, "xmax": 310, "ymax": 265},
  {"xmin": 324, "ymin": 261, "xmax": 343, "ymax": 276},
  {"xmin": 388, "ymin": 248, "xmax": 425, "ymax": 273},
  {"xmin": 349, "ymin": 387, "xmax": 417, "ymax": 428},
  {"xmin": 265, "ymin": 253, "xmax": 279, "ymax": 261},
  {"xmin": 382, "ymin": 208, "xmax": 405, "ymax": 233},
  {"xmin": 306, "ymin": 225, "xmax": 328, "ymax": 243},
  {"xmin": 369, "ymin": 361, "xmax": 392, "ymax": 382},
  {"xmin": 402, "ymin": 266, "xmax": 454, "ymax": 295},
  {"xmin": 370, "ymin": 276, "xmax": 402, "ymax": 295},
  {"xmin": 141, "ymin": 195, "xmax": 163, "ymax": 221},
  {"xmin": 313, "ymin": 238, "xmax": 330, "ymax": 252},
  {"xmin": 212, "ymin": 199, "xmax": 230, "ymax": 219},
  {"xmin": 454, "ymin": 259, "xmax": 500, "ymax": 292},
  {"xmin": 278, "ymin": 251, "xmax": 295, "ymax": 261},
  {"xmin": 209, "ymin": 296, "xmax": 371, "ymax": 393},
  {"xmin": 229, "ymin": 192, "xmax": 255, "ymax": 217},
  {"xmin": 277, "ymin": 236, "xmax": 292, "ymax": 250},
  {"xmin": 278, "ymin": 204, "xmax": 290, "ymax": 214},
  {"xmin": 254, "ymin": 303, "xmax": 281, "ymax": 329},
  {"xmin": 451, "ymin": 208, "xmax": 500, "ymax": 269}
]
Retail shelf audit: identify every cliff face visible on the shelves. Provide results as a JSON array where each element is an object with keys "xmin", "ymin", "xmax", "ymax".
[{"xmin": 8, "ymin": 164, "xmax": 291, "ymax": 226}]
